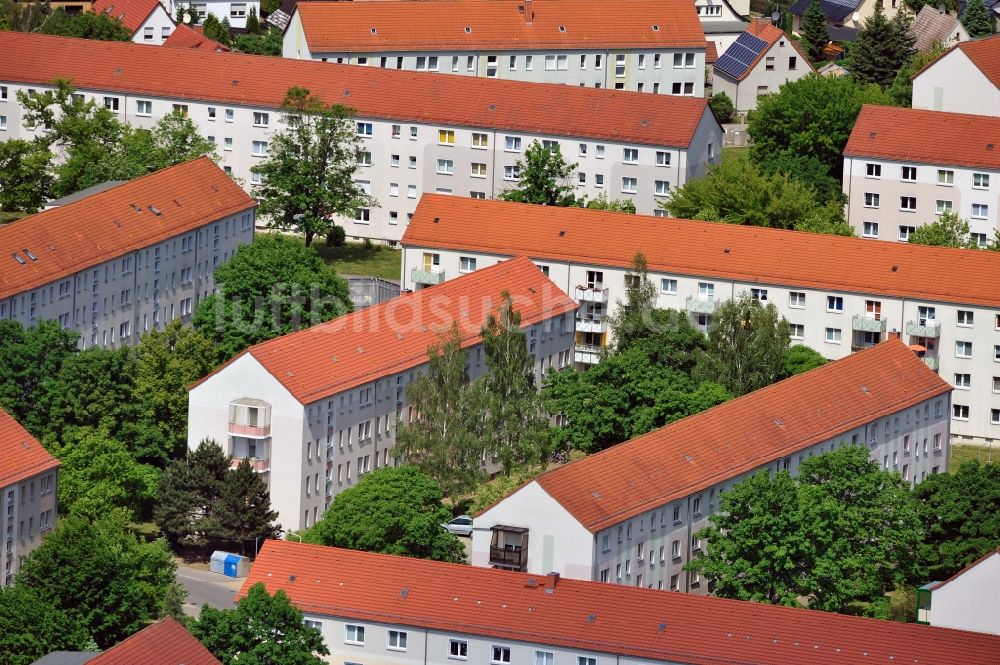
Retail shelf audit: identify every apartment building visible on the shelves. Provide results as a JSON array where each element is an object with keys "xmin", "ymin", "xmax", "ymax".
[
  {"xmin": 0, "ymin": 33, "xmax": 721, "ymax": 243},
  {"xmin": 1, "ymin": 409, "xmax": 59, "ymax": 588},
  {"xmin": 912, "ymin": 35, "xmax": 1000, "ymax": 117},
  {"xmin": 712, "ymin": 19, "xmax": 814, "ymax": 113},
  {"xmin": 0, "ymin": 158, "xmax": 255, "ymax": 348},
  {"xmin": 187, "ymin": 257, "xmax": 576, "ymax": 532},
  {"xmin": 282, "ymin": 0, "xmax": 707, "ymax": 97},
  {"xmin": 93, "ymin": 0, "xmax": 176, "ymax": 45},
  {"xmin": 919, "ymin": 549, "xmax": 1000, "ymax": 636},
  {"xmin": 401, "ymin": 195, "xmax": 1000, "ymax": 443},
  {"xmin": 472, "ymin": 341, "xmax": 950, "ymax": 590},
  {"xmin": 241, "ymin": 540, "xmax": 1000, "ymax": 665},
  {"xmin": 843, "ymin": 105, "xmax": 999, "ymax": 242}
]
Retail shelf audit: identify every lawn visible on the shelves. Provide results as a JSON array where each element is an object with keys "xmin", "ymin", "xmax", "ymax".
[
  {"xmin": 949, "ymin": 444, "xmax": 997, "ymax": 468},
  {"xmin": 310, "ymin": 241, "xmax": 402, "ymax": 281}
]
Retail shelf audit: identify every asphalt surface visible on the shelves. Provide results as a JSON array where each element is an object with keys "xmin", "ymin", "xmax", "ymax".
[{"xmin": 177, "ymin": 564, "xmax": 244, "ymax": 617}]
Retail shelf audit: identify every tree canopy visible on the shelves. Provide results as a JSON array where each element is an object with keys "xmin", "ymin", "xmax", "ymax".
[
  {"xmin": 0, "ymin": 584, "xmax": 89, "ymax": 665},
  {"xmin": 802, "ymin": 0, "xmax": 830, "ymax": 62},
  {"xmin": 708, "ymin": 92, "xmax": 736, "ymax": 124},
  {"xmin": 56, "ymin": 430, "xmax": 157, "ymax": 520},
  {"xmin": 499, "ymin": 140, "xmax": 579, "ymax": 206},
  {"xmin": 908, "ymin": 211, "xmax": 979, "ymax": 248},
  {"xmin": 849, "ymin": 4, "xmax": 917, "ymax": 88},
  {"xmin": 961, "ymin": 0, "xmax": 995, "ymax": 37},
  {"xmin": 0, "ymin": 138, "xmax": 53, "ymax": 213}
]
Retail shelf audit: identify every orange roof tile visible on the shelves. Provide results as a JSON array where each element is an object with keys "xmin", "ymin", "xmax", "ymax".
[
  {"xmin": 715, "ymin": 19, "xmax": 814, "ymax": 82},
  {"xmin": 294, "ymin": 0, "xmax": 706, "ymax": 52},
  {"xmin": 531, "ymin": 340, "xmax": 950, "ymax": 532},
  {"xmin": 845, "ymin": 104, "xmax": 1000, "ymax": 171},
  {"xmin": 92, "ymin": 0, "xmax": 164, "ymax": 32},
  {"xmin": 242, "ymin": 540, "xmax": 1000, "ymax": 665},
  {"xmin": 0, "ymin": 32, "xmax": 713, "ymax": 149},
  {"xmin": 88, "ymin": 617, "xmax": 220, "ymax": 665},
  {"xmin": 956, "ymin": 35, "xmax": 1000, "ymax": 89},
  {"xmin": 402, "ymin": 195, "xmax": 1000, "ymax": 309},
  {"xmin": 705, "ymin": 40, "xmax": 718, "ymax": 64},
  {"xmin": 0, "ymin": 157, "xmax": 254, "ymax": 301},
  {"xmin": 0, "ymin": 408, "xmax": 59, "ymax": 489},
  {"xmin": 163, "ymin": 23, "xmax": 230, "ymax": 51},
  {"xmin": 196, "ymin": 256, "xmax": 577, "ymax": 404}
]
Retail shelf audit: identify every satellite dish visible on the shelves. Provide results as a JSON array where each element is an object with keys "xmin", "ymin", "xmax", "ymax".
[
  {"xmin": 852, "ymin": 11, "xmax": 860, "ymax": 21},
  {"xmin": 183, "ymin": 12, "xmax": 191, "ymax": 23}
]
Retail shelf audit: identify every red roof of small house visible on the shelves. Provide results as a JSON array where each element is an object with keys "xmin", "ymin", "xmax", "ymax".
[
  {"xmin": 0, "ymin": 32, "xmax": 715, "ymax": 150},
  {"xmin": 92, "ymin": 0, "xmax": 165, "ymax": 33},
  {"xmin": 845, "ymin": 104, "xmax": 1000, "ymax": 171},
  {"xmin": 705, "ymin": 40, "xmax": 718, "ymax": 64},
  {"xmin": 0, "ymin": 157, "xmax": 254, "ymax": 301},
  {"xmin": 241, "ymin": 540, "xmax": 1000, "ymax": 665},
  {"xmin": 88, "ymin": 617, "xmax": 220, "ymax": 665},
  {"xmin": 955, "ymin": 35, "xmax": 1000, "ymax": 88},
  {"xmin": 293, "ymin": 0, "xmax": 706, "ymax": 52},
  {"xmin": 191, "ymin": 256, "xmax": 577, "ymax": 404},
  {"xmin": 0, "ymin": 408, "xmax": 59, "ymax": 489},
  {"xmin": 163, "ymin": 23, "xmax": 230, "ymax": 51},
  {"xmin": 932, "ymin": 548, "xmax": 1000, "ymax": 591}
]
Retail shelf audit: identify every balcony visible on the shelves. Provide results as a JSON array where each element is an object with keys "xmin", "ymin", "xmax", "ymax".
[
  {"xmin": 575, "ymin": 315, "xmax": 607, "ymax": 334},
  {"xmin": 228, "ymin": 422, "xmax": 271, "ymax": 438},
  {"xmin": 574, "ymin": 343, "xmax": 602, "ymax": 365},
  {"xmin": 922, "ymin": 355, "xmax": 940, "ymax": 371},
  {"xmin": 685, "ymin": 296, "xmax": 718, "ymax": 315},
  {"xmin": 574, "ymin": 285, "xmax": 610, "ymax": 303},
  {"xmin": 411, "ymin": 267, "xmax": 445, "ymax": 286},
  {"xmin": 230, "ymin": 457, "xmax": 270, "ymax": 472},
  {"xmin": 852, "ymin": 315, "xmax": 886, "ymax": 333},
  {"xmin": 906, "ymin": 320, "xmax": 941, "ymax": 338},
  {"xmin": 489, "ymin": 525, "xmax": 528, "ymax": 572}
]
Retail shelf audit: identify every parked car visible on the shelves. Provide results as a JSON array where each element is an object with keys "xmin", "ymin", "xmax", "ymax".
[{"xmin": 442, "ymin": 515, "xmax": 473, "ymax": 536}]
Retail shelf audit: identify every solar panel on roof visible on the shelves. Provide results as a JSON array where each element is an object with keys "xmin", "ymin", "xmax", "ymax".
[{"xmin": 714, "ymin": 30, "xmax": 769, "ymax": 79}]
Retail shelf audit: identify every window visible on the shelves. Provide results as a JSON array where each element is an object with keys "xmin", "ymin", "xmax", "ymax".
[
  {"xmin": 899, "ymin": 225, "xmax": 916, "ymax": 242},
  {"xmin": 557, "ymin": 55, "xmax": 568, "ymax": 70},
  {"xmin": 251, "ymin": 140, "xmax": 268, "ymax": 157},
  {"xmin": 863, "ymin": 221, "xmax": 879, "ymax": 237},
  {"xmin": 578, "ymin": 658, "xmax": 596, "ymax": 665},
  {"xmin": 750, "ymin": 288, "xmax": 768, "ymax": 301},
  {"xmin": 595, "ymin": 174, "xmax": 604, "ymax": 187},
  {"xmin": 902, "ymin": 166, "xmax": 916, "ymax": 181},
  {"xmin": 697, "ymin": 282, "xmax": 714, "ymax": 299},
  {"xmin": 615, "ymin": 54, "xmax": 626, "ymax": 77},
  {"xmin": 789, "ymin": 291, "xmax": 805, "ymax": 308},
  {"xmin": 900, "ymin": 196, "xmax": 917, "ymax": 211},
  {"xmin": 437, "ymin": 159, "xmax": 454, "ymax": 174},
  {"xmin": 407, "ymin": 185, "xmax": 417, "ymax": 199},
  {"xmin": 253, "ymin": 111, "xmax": 269, "ymax": 127},
  {"xmin": 545, "ymin": 54, "xmax": 557, "ymax": 71},
  {"xmin": 865, "ymin": 163, "xmax": 881, "ymax": 178},
  {"xmin": 788, "ymin": 56, "xmax": 798, "ymax": 69},
  {"xmin": 358, "ymin": 151, "xmax": 372, "ymax": 166},
  {"xmin": 409, "ymin": 156, "xmax": 417, "ymax": 169},
  {"xmin": 225, "ymin": 108, "xmax": 234, "ymax": 122},
  {"xmin": 953, "ymin": 404, "xmax": 969, "ymax": 420},
  {"xmin": 765, "ymin": 56, "xmax": 775, "ymax": 70},
  {"xmin": 459, "ymin": 256, "xmax": 477, "ymax": 273},
  {"xmin": 438, "ymin": 129, "xmax": 456, "ymax": 145},
  {"xmin": 972, "ymin": 203, "xmax": 989, "ymax": 219},
  {"xmin": 104, "ymin": 96, "xmax": 120, "ymax": 111},
  {"xmin": 136, "ymin": 100, "xmax": 152, "ymax": 116},
  {"xmin": 504, "ymin": 165, "xmax": 521, "ymax": 181},
  {"xmin": 826, "ymin": 296, "xmax": 843, "ymax": 313},
  {"xmin": 623, "ymin": 148, "xmax": 639, "ymax": 164},
  {"xmin": 994, "ymin": 376, "xmax": 1000, "ymax": 393},
  {"xmin": 957, "ymin": 310, "xmax": 974, "ymax": 327},
  {"xmin": 387, "ymin": 630, "xmax": 407, "ymax": 650},
  {"xmin": 621, "ymin": 177, "xmax": 637, "ymax": 193},
  {"xmin": 864, "ymin": 192, "xmax": 880, "ymax": 208},
  {"xmin": 0, "ymin": 116, "xmax": 4, "ymax": 131},
  {"xmin": 654, "ymin": 180, "xmax": 670, "ymax": 196},
  {"xmin": 936, "ymin": 199, "xmax": 953, "ymax": 214},
  {"xmin": 996, "ymin": 344, "xmax": 1000, "ymax": 362},
  {"xmin": 471, "ymin": 162, "xmax": 487, "ymax": 178},
  {"xmin": 973, "ymin": 173, "xmax": 990, "ymax": 189},
  {"xmin": 449, "ymin": 639, "xmax": 468, "ymax": 659},
  {"xmin": 224, "ymin": 137, "xmax": 233, "ymax": 151},
  {"xmin": 955, "ymin": 341, "xmax": 972, "ymax": 358},
  {"xmin": 230, "ymin": 3, "xmax": 246, "ymax": 17},
  {"xmin": 993, "ymin": 409, "xmax": 1000, "ymax": 425},
  {"xmin": 0, "ymin": 86, "xmax": 5, "ymax": 100},
  {"xmin": 492, "ymin": 646, "xmax": 512, "ymax": 664},
  {"xmin": 955, "ymin": 373, "xmax": 971, "ymax": 389},
  {"xmin": 389, "ymin": 183, "xmax": 399, "ymax": 197},
  {"xmin": 534, "ymin": 652, "xmax": 554, "ymax": 665},
  {"xmin": 410, "ymin": 126, "xmax": 418, "ymax": 140},
  {"xmin": 825, "ymin": 327, "xmax": 842, "ymax": 344},
  {"xmin": 790, "ymin": 323, "xmax": 804, "ymax": 339},
  {"xmin": 345, "ymin": 624, "xmax": 365, "ymax": 645},
  {"xmin": 505, "ymin": 136, "xmax": 522, "ymax": 152},
  {"xmin": 356, "ymin": 121, "xmax": 373, "ymax": 136},
  {"xmin": 470, "ymin": 191, "xmax": 486, "ymax": 199},
  {"xmin": 972, "ymin": 232, "xmax": 989, "ymax": 248},
  {"xmin": 937, "ymin": 169, "xmax": 954, "ymax": 185},
  {"xmin": 472, "ymin": 132, "xmax": 488, "ymax": 148}
]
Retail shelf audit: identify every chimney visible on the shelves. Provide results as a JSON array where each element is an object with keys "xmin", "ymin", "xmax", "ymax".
[
  {"xmin": 524, "ymin": 0, "xmax": 533, "ymax": 25},
  {"xmin": 547, "ymin": 571, "xmax": 560, "ymax": 587},
  {"xmin": 888, "ymin": 330, "xmax": 901, "ymax": 341}
]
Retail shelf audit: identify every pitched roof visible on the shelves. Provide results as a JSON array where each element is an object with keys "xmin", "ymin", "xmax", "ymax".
[
  {"xmin": 92, "ymin": 0, "xmax": 165, "ymax": 32},
  {"xmin": 402, "ymin": 195, "xmax": 1000, "ymax": 309},
  {"xmin": 163, "ymin": 23, "xmax": 230, "ymax": 51},
  {"xmin": 0, "ymin": 408, "xmax": 59, "ymax": 489},
  {"xmin": 0, "ymin": 157, "xmax": 254, "ymax": 301},
  {"xmin": 294, "ymin": 0, "xmax": 706, "ymax": 52},
  {"xmin": 88, "ymin": 617, "xmax": 220, "ymax": 665},
  {"xmin": 933, "ymin": 548, "xmax": 1000, "ymax": 591},
  {"xmin": 912, "ymin": 6, "xmax": 963, "ymax": 53},
  {"xmin": 704, "ymin": 40, "xmax": 718, "ymax": 64},
  {"xmin": 714, "ymin": 20, "xmax": 814, "ymax": 81},
  {"xmin": 243, "ymin": 540, "xmax": 1000, "ymax": 665},
  {"xmin": 845, "ymin": 104, "xmax": 1000, "ymax": 171},
  {"xmin": 534, "ymin": 340, "xmax": 949, "ymax": 532},
  {"xmin": 0, "ymin": 32, "xmax": 713, "ymax": 150},
  {"xmin": 955, "ymin": 34, "xmax": 1000, "ymax": 88},
  {"xmin": 196, "ymin": 256, "xmax": 576, "ymax": 404}
]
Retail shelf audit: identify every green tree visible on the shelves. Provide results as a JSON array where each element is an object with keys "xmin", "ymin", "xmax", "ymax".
[
  {"xmin": 708, "ymin": 91, "xmax": 736, "ymax": 123},
  {"xmin": 193, "ymin": 234, "xmax": 351, "ymax": 363},
  {"xmin": 192, "ymin": 583, "xmax": 328, "ymax": 665},
  {"xmin": 216, "ymin": 459, "xmax": 281, "ymax": 555},
  {"xmin": 154, "ymin": 439, "xmax": 231, "ymax": 546},
  {"xmin": 583, "ymin": 192, "xmax": 636, "ymax": 213},
  {"xmin": 499, "ymin": 140, "xmax": 579, "ymax": 207},
  {"xmin": 396, "ymin": 326, "xmax": 485, "ymax": 497},
  {"xmin": 781, "ymin": 344, "xmax": 828, "ymax": 377},
  {"xmin": 694, "ymin": 293, "xmax": 791, "ymax": 397},
  {"xmin": 232, "ymin": 27, "xmax": 283, "ymax": 55},
  {"xmin": 18, "ymin": 511, "xmax": 182, "ymax": 649},
  {"xmin": 755, "ymin": 152, "xmax": 845, "ymax": 206},
  {"xmin": 689, "ymin": 447, "xmax": 924, "ymax": 613},
  {"xmin": 253, "ymin": 87, "xmax": 374, "ymax": 247},
  {"xmin": 908, "ymin": 210, "xmax": 976, "ymax": 248},
  {"xmin": 39, "ymin": 8, "xmax": 131, "ymax": 40},
  {"xmin": 889, "ymin": 42, "xmax": 947, "ymax": 107},
  {"xmin": 608, "ymin": 252, "xmax": 658, "ymax": 348},
  {"xmin": 914, "ymin": 460, "xmax": 1000, "ymax": 578},
  {"xmin": 0, "ymin": 138, "xmax": 53, "ymax": 213},
  {"xmin": 201, "ymin": 13, "xmax": 230, "ymax": 46},
  {"xmin": 245, "ymin": 5, "xmax": 261, "ymax": 33},
  {"xmin": 850, "ymin": 4, "xmax": 916, "ymax": 87},
  {"xmin": 305, "ymin": 466, "xmax": 465, "ymax": 562},
  {"xmin": 0, "ymin": 584, "xmax": 89, "ymax": 665},
  {"xmin": 961, "ymin": 0, "xmax": 995, "ymax": 36},
  {"xmin": 143, "ymin": 110, "xmax": 219, "ymax": 169},
  {"xmin": 802, "ymin": 0, "xmax": 830, "ymax": 62},
  {"xmin": 0, "ymin": 0, "xmax": 51, "ymax": 32},
  {"xmin": 56, "ymin": 430, "xmax": 157, "ymax": 520},
  {"xmin": 0, "ymin": 320, "xmax": 78, "ymax": 436}
]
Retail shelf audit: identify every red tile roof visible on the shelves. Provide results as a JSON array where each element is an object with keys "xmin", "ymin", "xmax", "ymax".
[
  {"xmin": 957, "ymin": 35, "xmax": 1000, "ymax": 89},
  {"xmin": 0, "ymin": 408, "xmax": 59, "ymax": 489},
  {"xmin": 0, "ymin": 157, "xmax": 254, "ymax": 301},
  {"xmin": 194, "ymin": 256, "xmax": 576, "ymax": 404},
  {"xmin": 402, "ymin": 195, "xmax": 1000, "ymax": 309},
  {"xmin": 0, "ymin": 32, "xmax": 714, "ymax": 149},
  {"xmin": 294, "ymin": 0, "xmax": 706, "ymax": 52},
  {"xmin": 242, "ymin": 540, "xmax": 1000, "ymax": 665},
  {"xmin": 715, "ymin": 19, "xmax": 814, "ymax": 82},
  {"xmin": 92, "ymin": 0, "xmax": 164, "ymax": 32},
  {"xmin": 845, "ymin": 104, "xmax": 1000, "ymax": 171},
  {"xmin": 705, "ymin": 40, "xmax": 718, "ymax": 64},
  {"xmin": 933, "ymin": 548, "xmax": 1000, "ymax": 590},
  {"xmin": 89, "ymin": 617, "xmax": 220, "ymax": 665},
  {"xmin": 163, "ymin": 23, "xmax": 230, "ymax": 51}
]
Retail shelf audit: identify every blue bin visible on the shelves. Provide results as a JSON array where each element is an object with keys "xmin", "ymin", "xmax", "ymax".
[{"xmin": 223, "ymin": 554, "xmax": 242, "ymax": 577}]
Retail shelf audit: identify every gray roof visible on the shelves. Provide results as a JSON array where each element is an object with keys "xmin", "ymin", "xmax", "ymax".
[
  {"xmin": 31, "ymin": 653, "xmax": 100, "ymax": 665},
  {"xmin": 789, "ymin": 0, "xmax": 861, "ymax": 22},
  {"xmin": 702, "ymin": 19, "xmax": 751, "ymax": 34},
  {"xmin": 912, "ymin": 6, "xmax": 962, "ymax": 52},
  {"xmin": 44, "ymin": 181, "xmax": 126, "ymax": 208}
]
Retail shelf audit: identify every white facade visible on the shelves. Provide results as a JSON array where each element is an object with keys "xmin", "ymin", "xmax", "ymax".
[
  {"xmin": 926, "ymin": 550, "xmax": 1000, "ymax": 635},
  {"xmin": 134, "ymin": 4, "xmax": 176, "ymax": 45},
  {"xmin": 177, "ymin": 0, "xmax": 260, "ymax": 29},
  {"xmin": 912, "ymin": 43, "xmax": 1000, "ymax": 117},
  {"xmin": 1, "ymin": 468, "xmax": 58, "ymax": 588},
  {"xmin": 696, "ymin": 0, "xmax": 749, "ymax": 55},
  {"xmin": 713, "ymin": 35, "xmax": 813, "ymax": 113}
]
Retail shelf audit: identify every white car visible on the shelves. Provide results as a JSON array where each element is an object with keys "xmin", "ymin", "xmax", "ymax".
[{"xmin": 442, "ymin": 515, "xmax": 473, "ymax": 537}]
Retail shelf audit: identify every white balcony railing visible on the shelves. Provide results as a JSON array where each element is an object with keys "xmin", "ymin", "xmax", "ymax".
[
  {"xmin": 852, "ymin": 314, "xmax": 887, "ymax": 333},
  {"xmin": 685, "ymin": 296, "xmax": 718, "ymax": 314},
  {"xmin": 575, "ymin": 316, "xmax": 607, "ymax": 334},
  {"xmin": 574, "ymin": 286, "xmax": 610, "ymax": 303},
  {"xmin": 574, "ymin": 343, "xmax": 602, "ymax": 365},
  {"xmin": 906, "ymin": 320, "xmax": 941, "ymax": 338},
  {"xmin": 411, "ymin": 267, "xmax": 445, "ymax": 286}
]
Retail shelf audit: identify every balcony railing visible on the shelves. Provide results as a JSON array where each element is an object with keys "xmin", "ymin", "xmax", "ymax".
[
  {"xmin": 574, "ymin": 344, "xmax": 602, "ymax": 365},
  {"xmin": 228, "ymin": 423, "xmax": 271, "ymax": 438},
  {"xmin": 575, "ymin": 315, "xmax": 607, "ymax": 334},
  {"xmin": 906, "ymin": 320, "xmax": 941, "ymax": 338},
  {"xmin": 852, "ymin": 315, "xmax": 887, "ymax": 333},
  {"xmin": 489, "ymin": 546, "xmax": 527, "ymax": 571},
  {"xmin": 922, "ymin": 355, "xmax": 940, "ymax": 371},
  {"xmin": 411, "ymin": 267, "xmax": 445, "ymax": 286},
  {"xmin": 574, "ymin": 286, "xmax": 610, "ymax": 303},
  {"xmin": 685, "ymin": 296, "xmax": 718, "ymax": 315},
  {"xmin": 230, "ymin": 457, "xmax": 270, "ymax": 472}
]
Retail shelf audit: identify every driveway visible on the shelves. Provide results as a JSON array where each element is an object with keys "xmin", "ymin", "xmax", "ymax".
[{"xmin": 176, "ymin": 564, "xmax": 245, "ymax": 617}]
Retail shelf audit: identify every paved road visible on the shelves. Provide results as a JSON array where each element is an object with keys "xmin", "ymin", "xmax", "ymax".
[{"xmin": 177, "ymin": 565, "xmax": 244, "ymax": 617}]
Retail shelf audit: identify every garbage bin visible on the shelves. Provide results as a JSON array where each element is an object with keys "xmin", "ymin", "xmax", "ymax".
[
  {"xmin": 223, "ymin": 553, "xmax": 250, "ymax": 578},
  {"xmin": 210, "ymin": 551, "xmax": 228, "ymax": 575}
]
